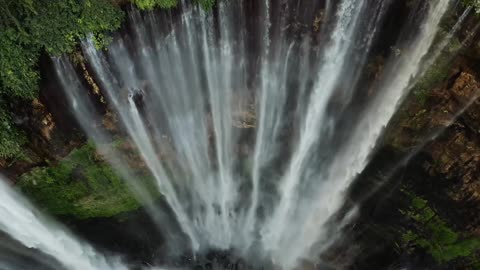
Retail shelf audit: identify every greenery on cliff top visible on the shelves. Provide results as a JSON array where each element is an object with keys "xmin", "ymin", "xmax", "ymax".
[
  {"xmin": 464, "ymin": 0, "xmax": 480, "ymax": 13},
  {"xmin": 0, "ymin": 0, "xmax": 124, "ymax": 98},
  {"xmin": 0, "ymin": 107, "xmax": 27, "ymax": 159},
  {"xmin": 0, "ymin": 0, "xmax": 215, "ymax": 160},
  {"xmin": 400, "ymin": 191, "xmax": 480, "ymax": 267},
  {"xmin": 130, "ymin": 0, "xmax": 214, "ymax": 10},
  {"xmin": 0, "ymin": 0, "xmax": 124, "ymax": 159},
  {"xmin": 17, "ymin": 142, "xmax": 143, "ymax": 219},
  {"xmin": 131, "ymin": 0, "xmax": 177, "ymax": 9}
]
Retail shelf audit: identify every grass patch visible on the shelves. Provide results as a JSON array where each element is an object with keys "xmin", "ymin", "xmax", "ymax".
[
  {"xmin": 17, "ymin": 142, "xmax": 150, "ymax": 219},
  {"xmin": 400, "ymin": 191, "xmax": 480, "ymax": 264}
]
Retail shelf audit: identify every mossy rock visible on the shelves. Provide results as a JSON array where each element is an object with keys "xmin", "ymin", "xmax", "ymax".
[
  {"xmin": 17, "ymin": 142, "xmax": 148, "ymax": 219},
  {"xmin": 399, "ymin": 190, "xmax": 480, "ymax": 265}
]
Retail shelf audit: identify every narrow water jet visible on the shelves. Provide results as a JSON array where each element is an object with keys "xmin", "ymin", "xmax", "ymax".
[{"xmin": 0, "ymin": 176, "xmax": 128, "ymax": 270}]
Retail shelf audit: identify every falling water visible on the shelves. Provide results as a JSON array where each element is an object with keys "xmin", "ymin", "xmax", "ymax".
[
  {"xmin": 44, "ymin": 0, "xmax": 455, "ymax": 268},
  {"xmin": 0, "ymin": 176, "xmax": 127, "ymax": 270}
]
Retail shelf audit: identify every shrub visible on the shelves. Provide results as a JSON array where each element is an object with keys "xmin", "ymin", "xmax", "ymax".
[
  {"xmin": 400, "ymin": 192, "xmax": 480, "ymax": 264},
  {"xmin": 17, "ymin": 142, "xmax": 143, "ymax": 219}
]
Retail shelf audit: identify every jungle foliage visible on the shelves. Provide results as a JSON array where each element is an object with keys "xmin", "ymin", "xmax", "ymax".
[
  {"xmin": 400, "ymin": 191, "xmax": 480, "ymax": 268},
  {"xmin": 130, "ymin": 0, "xmax": 178, "ymax": 9},
  {"xmin": 0, "ymin": 0, "xmax": 124, "ymax": 159},
  {"xmin": 0, "ymin": 0, "xmax": 215, "ymax": 159},
  {"xmin": 0, "ymin": 107, "xmax": 27, "ymax": 159},
  {"xmin": 130, "ymin": 0, "xmax": 215, "ymax": 10},
  {"xmin": 17, "ymin": 142, "xmax": 144, "ymax": 219},
  {"xmin": 0, "ymin": 0, "xmax": 124, "ymax": 99},
  {"xmin": 464, "ymin": 0, "xmax": 480, "ymax": 13}
]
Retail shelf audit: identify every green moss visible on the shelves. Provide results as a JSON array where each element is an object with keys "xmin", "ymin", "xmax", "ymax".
[
  {"xmin": 196, "ymin": 0, "xmax": 216, "ymax": 10},
  {"xmin": 411, "ymin": 54, "xmax": 451, "ymax": 105},
  {"xmin": 0, "ymin": 0, "xmax": 124, "ymax": 161},
  {"xmin": 0, "ymin": 0, "xmax": 218, "ymax": 161},
  {"xmin": 400, "ymin": 191, "xmax": 480, "ymax": 264},
  {"xmin": 130, "ymin": 0, "xmax": 177, "ymax": 10},
  {"xmin": 1, "ymin": 0, "xmax": 124, "ymax": 97},
  {"xmin": 130, "ymin": 0, "xmax": 216, "ymax": 10},
  {"xmin": 17, "ymin": 142, "xmax": 147, "ymax": 219},
  {"xmin": 0, "ymin": 108, "xmax": 27, "ymax": 159},
  {"xmin": 463, "ymin": 0, "xmax": 480, "ymax": 14},
  {"xmin": 411, "ymin": 29, "xmax": 463, "ymax": 105}
]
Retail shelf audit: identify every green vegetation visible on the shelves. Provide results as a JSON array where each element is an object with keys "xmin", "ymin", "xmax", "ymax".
[
  {"xmin": 130, "ymin": 0, "xmax": 215, "ymax": 10},
  {"xmin": 0, "ymin": 0, "xmax": 216, "ymax": 220},
  {"xmin": 196, "ymin": 0, "xmax": 215, "ymax": 10},
  {"xmin": 131, "ymin": 0, "xmax": 178, "ymax": 9},
  {"xmin": 0, "ymin": 0, "xmax": 124, "ymax": 159},
  {"xmin": 411, "ymin": 55, "xmax": 451, "ymax": 104},
  {"xmin": 0, "ymin": 0, "xmax": 216, "ymax": 160},
  {"xmin": 411, "ymin": 30, "xmax": 462, "ymax": 105},
  {"xmin": 0, "ymin": 0, "xmax": 124, "ymax": 96},
  {"xmin": 400, "ymin": 191, "xmax": 480, "ymax": 265},
  {"xmin": 0, "ymin": 108, "xmax": 27, "ymax": 159},
  {"xmin": 464, "ymin": 0, "xmax": 480, "ymax": 13},
  {"xmin": 17, "ymin": 142, "xmax": 144, "ymax": 219}
]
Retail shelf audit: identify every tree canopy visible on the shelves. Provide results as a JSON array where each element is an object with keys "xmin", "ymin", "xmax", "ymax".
[
  {"xmin": 464, "ymin": 0, "xmax": 480, "ymax": 13},
  {"xmin": 0, "ymin": 0, "xmax": 215, "ymax": 159},
  {"xmin": 0, "ymin": 0, "xmax": 125, "ymax": 158},
  {"xmin": 131, "ymin": 0, "xmax": 178, "ymax": 10},
  {"xmin": 0, "ymin": 0, "xmax": 124, "ymax": 98}
]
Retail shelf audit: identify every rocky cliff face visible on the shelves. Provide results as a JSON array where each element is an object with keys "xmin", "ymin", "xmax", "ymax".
[
  {"xmin": 354, "ymin": 48, "xmax": 480, "ymax": 268},
  {"xmin": 1, "ymin": 3, "xmax": 480, "ymax": 269},
  {"xmin": 385, "ymin": 56, "xmax": 480, "ymax": 231}
]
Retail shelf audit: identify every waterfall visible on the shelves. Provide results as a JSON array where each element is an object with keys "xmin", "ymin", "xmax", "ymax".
[
  {"xmin": 45, "ymin": 0, "xmax": 454, "ymax": 268},
  {"xmin": 0, "ymin": 176, "xmax": 127, "ymax": 270}
]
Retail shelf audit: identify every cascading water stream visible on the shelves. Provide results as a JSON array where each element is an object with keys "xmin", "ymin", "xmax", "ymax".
[
  {"xmin": 0, "ymin": 176, "xmax": 127, "ymax": 270},
  {"xmin": 279, "ymin": 0, "xmax": 452, "ymax": 263},
  {"xmin": 44, "ymin": 0, "xmax": 457, "ymax": 268}
]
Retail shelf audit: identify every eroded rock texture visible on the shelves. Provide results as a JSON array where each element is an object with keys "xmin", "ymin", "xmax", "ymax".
[{"xmin": 385, "ymin": 58, "xmax": 480, "ymax": 234}]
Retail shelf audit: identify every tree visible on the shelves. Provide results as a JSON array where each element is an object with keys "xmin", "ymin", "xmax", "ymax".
[
  {"xmin": 464, "ymin": 0, "xmax": 480, "ymax": 13},
  {"xmin": 131, "ymin": 0, "xmax": 178, "ymax": 10},
  {"xmin": 0, "ymin": 0, "xmax": 216, "ymax": 159},
  {"xmin": 0, "ymin": 0, "xmax": 124, "ymax": 159}
]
